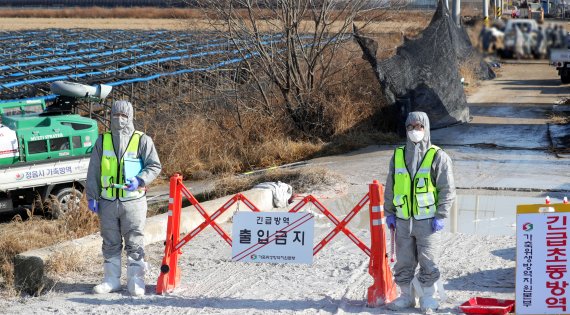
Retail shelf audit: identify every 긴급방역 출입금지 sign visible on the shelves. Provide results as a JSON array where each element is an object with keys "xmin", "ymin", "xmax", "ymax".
[
  {"xmin": 231, "ymin": 211, "xmax": 314, "ymax": 264},
  {"xmin": 516, "ymin": 203, "xmax": 570, "ymax": 314}
]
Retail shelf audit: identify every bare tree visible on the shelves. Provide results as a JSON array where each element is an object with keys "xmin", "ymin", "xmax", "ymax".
[{"xmin": 198, "ymin": 0, "xmax": 392, "ymax": 137}]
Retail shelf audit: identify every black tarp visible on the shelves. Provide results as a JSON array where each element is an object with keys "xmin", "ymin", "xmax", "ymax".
[{"xmin": 354, "ymin": 0, "xmax": 495, "ymax": 129}]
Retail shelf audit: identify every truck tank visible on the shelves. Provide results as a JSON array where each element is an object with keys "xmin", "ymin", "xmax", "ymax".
[
  {"xmin": 0, "ymin": 114, "xmax": 98, "ymax": 166},
  {"xmin": 0, "ymin": 125, "xmax": 19, "ymax": 165}
]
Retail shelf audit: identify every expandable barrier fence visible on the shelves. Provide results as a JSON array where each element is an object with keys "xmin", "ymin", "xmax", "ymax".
[{"xmin": 156, "ymin": 174, "xmax": 397, "ymax": 307}]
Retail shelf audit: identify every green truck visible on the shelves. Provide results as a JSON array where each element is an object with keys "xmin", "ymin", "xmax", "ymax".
[{"xmin": 0, "ymin": 82, "xmax": 110, "ymax": 217}]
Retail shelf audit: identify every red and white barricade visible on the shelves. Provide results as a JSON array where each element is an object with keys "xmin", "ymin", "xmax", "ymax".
[{"xmin": 156, "ymin": 174, "xmax": 397, "ymax": 307}]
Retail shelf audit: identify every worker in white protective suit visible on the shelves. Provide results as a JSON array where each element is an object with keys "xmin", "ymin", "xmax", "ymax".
[
  {"xmin": 384, "ymin": 111, "xmax": 455, "ymax": 313},
  {"xmin": 86, "ymin": 100, "xmax": 162, "ymax": 296}
]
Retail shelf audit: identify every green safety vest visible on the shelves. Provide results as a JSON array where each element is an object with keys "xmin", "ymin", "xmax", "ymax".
[
  {"xmin": 100, "ymin": 131, "xmax": 145, "ymax": 201},
  {"xmin": 392, "ymin": 145, "xmax": 440, "ymax": 220}
]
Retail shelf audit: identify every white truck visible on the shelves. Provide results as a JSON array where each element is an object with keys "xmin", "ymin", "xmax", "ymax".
[
  {"xmin": 501, "ymin": 19, "xmax": 540, "ymax": 59},
  {"xmin": 0, "ymin": 82, "xmax": 111, "ymax": 218},
  {"xmin": 0, "ymin": 152, "xmax": 91, "ymax": 217},
  {"xmin": 550, "ymin": 48, "xmax": 570, "ymax": 83}
]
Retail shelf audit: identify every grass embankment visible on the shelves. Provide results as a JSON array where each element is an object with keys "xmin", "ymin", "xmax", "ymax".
[
  {"xmin": 146, "ymin": 47, "xmax": 403, "ymax": 179},
  {"xmin": 550, "ymin": 112, "xmax": 570, "ymax": 124},
  {"xmin": 0, "ymin": 201, "xmax": 98, "ymax": 295},
  {"xmin": 550, "ymin": 98, "xmax": 570, "ymax": 125}
]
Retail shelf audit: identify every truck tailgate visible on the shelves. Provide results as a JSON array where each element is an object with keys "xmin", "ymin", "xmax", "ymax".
[
  {"xmin": 0, "ymin": 157, "xmax": 89, "ymax": 191},
  {"xmin": 550, "ymin": 49, "xmax": 570, "ymax": 65}
]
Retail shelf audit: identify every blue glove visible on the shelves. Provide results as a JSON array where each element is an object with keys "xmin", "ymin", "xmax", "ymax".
[
  {"xmin": 386, "ymin": 214, "xmax": 396, "ymax": 230},
  {"xmin": 432, "ymin": 217, "xmax": 444, "ymax": 232},
  {"xmin": 88, "ymin": 199, "xmax": 98, "ymax": 213},
  {"xmin": 125, "ymin": 177, "xmax": 140, "ymax": 192}
]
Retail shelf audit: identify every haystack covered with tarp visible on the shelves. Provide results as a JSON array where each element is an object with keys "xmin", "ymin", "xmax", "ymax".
[{"xmin": 354, "ymin": 0, "xmax": 494, "ymax": 129}]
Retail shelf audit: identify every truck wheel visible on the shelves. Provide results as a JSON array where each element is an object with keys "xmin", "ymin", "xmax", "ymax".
[
  {"xmin": 49, "ymin": 187, "xmax": 83, "ymax": 219},
  {"xmin": 562, "ymin": 73, "xmax": 570, "ymax": 84}
]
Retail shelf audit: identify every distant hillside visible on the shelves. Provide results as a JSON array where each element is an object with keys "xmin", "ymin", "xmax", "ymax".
[{"xmin": 0, "ymin": 0, "xmax": 195, "ymax": 7}]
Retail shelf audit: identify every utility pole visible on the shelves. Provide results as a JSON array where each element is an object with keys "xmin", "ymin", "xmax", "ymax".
[
  {"xmin": 483, "ymin": 0, "xmax": 490, "ymax": 26},
  {"xmin": 499, "ymin": 0, "xmax": 503, "ymax": 19},
  {"xmin": 453, "ymin": 0, "xmax": 461, "ymax": 25}
]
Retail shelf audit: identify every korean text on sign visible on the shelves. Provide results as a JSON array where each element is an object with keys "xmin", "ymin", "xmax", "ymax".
[
  {"xmin": 516, "ymin": 207, "xmax": 570, "ymax": 315},
  {"xmin": 231, "ymin": 212, "xmax": 314, "ymax": 264}
]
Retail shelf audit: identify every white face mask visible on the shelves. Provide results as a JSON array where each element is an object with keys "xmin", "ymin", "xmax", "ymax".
[
  {"xmin": 112, "ymin": 116, "xmax": 128, "ymax": 130},
  {"xmin": 408, "ymin": 129, "xmax": 425, "ymax": 143}
]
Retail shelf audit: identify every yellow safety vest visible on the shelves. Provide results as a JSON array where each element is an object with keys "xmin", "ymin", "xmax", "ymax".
[
  {"xmin": 100, "ymin": 131, "xmax": 145, "ymax": 201},
  {"xmin": 392, "ymin": 145, "xmax": 440, "ymax": 220}
]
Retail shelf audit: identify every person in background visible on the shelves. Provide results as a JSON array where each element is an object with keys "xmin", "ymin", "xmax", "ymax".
[
  {"xmin": 384, "ymin": 111, "xmax": 456, "ymax": 313},
  {"xmin": 86, "ymin": 100, "xmax": 161, "ymax": 296}
]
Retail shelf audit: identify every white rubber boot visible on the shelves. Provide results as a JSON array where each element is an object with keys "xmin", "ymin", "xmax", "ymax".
[
  {"xmin": 127, "ymin": 257, "xmax": 147, "ymax": 296},
  {"xmin": 93, "ymin": 256, "xmax": 121, "ymax": 294},
  {"xmin": 387, "ymin": 284, "xmax": 415, "ymax": 311},
  {"xmin": 419, "ymin": 284, "xmax": 439, "ymax": 313}
]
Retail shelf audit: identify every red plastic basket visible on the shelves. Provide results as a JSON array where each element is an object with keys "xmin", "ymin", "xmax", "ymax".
[{"xmin": 459, "ymin": 297, "xmax": 515, "ymax": 315}]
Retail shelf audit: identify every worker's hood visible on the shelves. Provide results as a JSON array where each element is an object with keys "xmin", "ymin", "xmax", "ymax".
[
  {"xmin": 406, "ymin": 111, "xmax": 431, "ymax": 149},
  {"xmin": 111, "ymin": 100, "xmax": 135, "ymax": 137},
  {"xmin": 404, "ymin": 111, "xmax": 433, "ymax": 176}
]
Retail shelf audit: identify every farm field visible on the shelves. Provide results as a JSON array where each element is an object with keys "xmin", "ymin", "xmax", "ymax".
[
  {"xmin": 0, "ymin": 17, "xmax": 429, "ymax": 33},
  {"xmin": 0, "ymin": 28, "xmax": 283, "ymax": 101},
  {"xmin": 0, "ymin": 18, "xmax": 191, "ymax": 30},
  {"xmin": 0, "ymin": 13, "xmax": 430, "ymax": 103}
]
